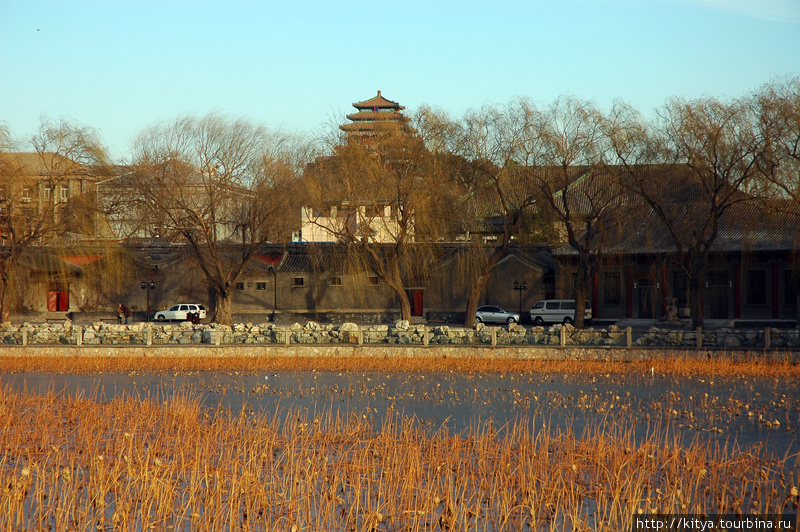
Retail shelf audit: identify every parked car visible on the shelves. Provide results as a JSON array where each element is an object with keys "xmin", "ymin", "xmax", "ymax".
[
  {"xmin": 476, "ymin": 305, "xmax": 520, "ymax": 324},
  {"xmin": 154, "ymin": 303, "xmax": 207, "ymax": 322},
  {"xmin": 529, "ymin": 299, "xmax": 592, "ymax": 325}
]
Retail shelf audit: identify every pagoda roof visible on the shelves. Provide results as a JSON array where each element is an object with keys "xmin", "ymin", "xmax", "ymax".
[
  {"xmin": 352, "ymin": 90, "xmax": 405, "ymax": 111},
  {"xmin": 340, "ymin": 121, "xmax": 408, "ymax": 134},
  {"xmin": 345, "ymin": 111, "xmax": 410, "ymax": 122}
]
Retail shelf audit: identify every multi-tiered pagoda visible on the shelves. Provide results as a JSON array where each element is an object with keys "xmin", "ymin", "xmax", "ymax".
[{"xmin": 339, "ymin": 90, "xmax": 411, "ymax": 141}]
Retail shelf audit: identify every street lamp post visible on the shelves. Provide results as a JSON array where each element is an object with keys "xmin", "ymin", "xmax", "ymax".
[
  {"xmin": 141, "ymin": 280, "xmax": 156, "ymax": 322},
  {"xmin": 513, "ymin": 279, "xmax": 528, "ymax": 319}
]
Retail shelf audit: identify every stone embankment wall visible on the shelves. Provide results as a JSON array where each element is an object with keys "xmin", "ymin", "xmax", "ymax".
[
  {"xmin": 634, "ymin": 326, "xmax": 800, "ymax": 349},
  {"xmin": 0, "ymin": 320, "xmax": 798, "ymax": 350}
]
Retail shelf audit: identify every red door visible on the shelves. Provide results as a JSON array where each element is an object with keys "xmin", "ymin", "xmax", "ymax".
[
  {"xmin": 48, "ymin": 284, "xmax": 69, "ymax": 311},
  {"xmin": 407, "ymin": 289, "xmax": 424, "ymax": 317}
]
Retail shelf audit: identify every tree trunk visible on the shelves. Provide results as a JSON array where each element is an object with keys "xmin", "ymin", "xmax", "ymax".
[
  {"xmin": 213, "ymin": 290, "xmax": 234, "ymax": 325},
  {"xmin": 0, "ymin": 279, "xmax": 9, "ymax": 323},
  {"xmin": 463, "ymin": 244, "xmax": 510, "ymax": 328},
  {"xmin": 0, "ymin": 262, "xmax": 13, "ymax": 323},
  {"xmin": 689, "ymin": 274, "xmax": 705, "ymax": 329},
  {"xmin": 463, "ymin": 279, "xmax": 485, "ymax": 328},
  {"xmin": 384, "ymin": 279, "xmax": 412, "ymax": 322},
  {"xmin": 573, "ymin": 254, "xmax": 593, "ymax": 329},
  {"xmin": 381, "ymin": 259, "xmax": 413, "ymax": 323},
  {"xmin": 573, "ymin": 281, "xmax": 589, "ymax": 330},
  {"xmin": 398, "ymin": 292, "xmax": 412, "ymax": 323},
  {"xmin": 688, "ymin": 254, "xmax": 707, "ymax": 329}
]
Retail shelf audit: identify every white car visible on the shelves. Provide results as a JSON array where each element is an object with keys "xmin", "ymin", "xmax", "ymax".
[
  {"xmin": 154, "ymin": 303, "xmax": 207, "ymax": 322},
  {"xmin": 529, "ymin": 299, "xmax": 592, "ymax": 325}
]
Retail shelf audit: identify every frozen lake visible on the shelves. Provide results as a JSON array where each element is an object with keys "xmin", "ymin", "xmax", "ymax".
[{"xmin": 3, "ymin": 369, "xmax": 798, "ymax": 459}]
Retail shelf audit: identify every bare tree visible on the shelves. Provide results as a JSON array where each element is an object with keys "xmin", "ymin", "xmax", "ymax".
[
  {"xmin": 755, "ymin": 77, "xmax": 800, "ymax": 318},
  {"xmin": 128, "ymin": 114, "xmax": 310, "ymax": 325},
  {"xmin": 525, "ymin": 96, "xmax": 625, "ymax": 329},
  {"xmin": 0, "ymin": 118, "xmax": 110, "ymax": 321},
  {"xmin": 607, "ymin": 96, "xmax": 767, "ymax": 328},
  {"xmin": 756, "ymin": 76, "xmax": 800, "ymax": 202},
  {"xmin": 442, "ymin": 100, "xmax": 548, "ymax": 328},
  {"xmin": 304, "ymin": 121, "xmax": 439, "ymax": 322}
]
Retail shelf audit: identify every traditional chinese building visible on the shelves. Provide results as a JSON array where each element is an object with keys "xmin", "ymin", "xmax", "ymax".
[{"xmin": 339, "ymin": 90, "xmax": 411, "ymax": 141}]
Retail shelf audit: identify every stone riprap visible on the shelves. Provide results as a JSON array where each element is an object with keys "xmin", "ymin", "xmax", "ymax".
[
  {"xmin": 634, "ymin": 326, "xmax": 800, "ymax": 349},
  {"xmin": 0, "ymin": 320, "xmax": 796, "ymax": 349}
]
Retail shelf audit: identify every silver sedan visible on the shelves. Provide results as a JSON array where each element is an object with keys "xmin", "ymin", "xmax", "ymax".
[{"xmin": 476, "ymin": 305, "xmax": 520, "ymax": 324}]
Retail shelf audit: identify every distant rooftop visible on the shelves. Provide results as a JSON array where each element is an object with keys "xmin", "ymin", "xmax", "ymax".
[{"xmin": 340, "ymin": 90, "xmax": 410, "ymax": 137}]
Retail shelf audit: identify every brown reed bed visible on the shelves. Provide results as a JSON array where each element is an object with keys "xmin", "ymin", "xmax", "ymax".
[
  {"xmin": 1, "ymin": 385, "xmax": 798, "ymax": 531},
  {"xmin": 0, "ymin": 350, "xmax": 799, "ymax": 378}
]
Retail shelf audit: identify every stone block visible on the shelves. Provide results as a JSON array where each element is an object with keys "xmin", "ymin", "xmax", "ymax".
[{"xmin": 723, "ymin": 335, "xmax": 741, "ymax": 348}]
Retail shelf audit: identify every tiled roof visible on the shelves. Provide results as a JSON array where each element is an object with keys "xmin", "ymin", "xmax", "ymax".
[
  {"xmin": 352, "ymin": 91, "xmax": 405, "ymax": 111},
  {"xmin": 273, "ymin": 244, "xmax": 372, "ymax": 273},
  {"xmin": 18, "ymin": 252, "xmax": 83, "ymax": 275},
  {"xmin": 551, "ymin": 167, "xmax": 627, "ymax": 215},
  {"xmin": 345, "ymin": 111, "xmax": 409, "ymax": 122},
  {"xmin": 553, "ymin": 200, "xmax": 800, "ymax": 256},
  {"xmin": 340, "ymin": 120, "xmax": 408, "ymax": 133},
  {"xmin": 0, "ymin": 152, "xmax": 89, "ymax": 177}
]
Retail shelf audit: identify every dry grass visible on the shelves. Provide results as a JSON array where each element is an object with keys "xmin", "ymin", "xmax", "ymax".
[
  {"xmin": 0, "ymin": 351, "xmax": 799, "ymax": 378},
  {"xmin": 0, "ymin": 385, "xmax": 798, "ymax": 531}
]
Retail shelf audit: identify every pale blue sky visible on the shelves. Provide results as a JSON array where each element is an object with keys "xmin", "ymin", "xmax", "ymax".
[{"xmin": 1, "ymin": 0, "xmax": 798, "ymax": 162}]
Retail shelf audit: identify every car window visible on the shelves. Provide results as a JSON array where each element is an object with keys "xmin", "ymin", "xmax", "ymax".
[
  {"xmin": 188, "ymin": 305, "xmax": 197, "ymax": 311},
  {"xmin": 198, "ymin": 305, "xmax": 206, "ymax": 310},
  {"xmin": 180, "ymin": 305, "xmax": 189, "ymax": 311},
  {"xmin": 545, "ymin": 302, "xmax": 560, "ymax": 310},
  {"xmin": 169, "ymin": 305, "xmax": 179, "ymax": 311},
  {"xmin": 562, "ymin": 301, "xmax": 576, "ymax": 310},
  {"xmin": 533, "ymin": 302, "xmax": 544, "ymax": 309},
  {"xmin": 585, "ymin": 300, "xmax": 592, "ymax": 308}
]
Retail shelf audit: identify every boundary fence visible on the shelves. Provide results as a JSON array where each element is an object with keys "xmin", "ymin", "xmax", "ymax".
[{"xmin": 1, "ymin": 321, "xmax": 799, "ymax": 350}]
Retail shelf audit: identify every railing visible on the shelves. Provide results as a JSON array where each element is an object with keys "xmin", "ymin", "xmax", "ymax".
[{"xmin": 1, "ymin": 322, "xmax": 799, "ymax": 350}]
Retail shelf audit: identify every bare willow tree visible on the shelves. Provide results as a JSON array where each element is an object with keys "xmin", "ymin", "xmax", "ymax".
[
  {"xmin": 304, "ymin": 121, "xmax": 440, "ymax": 322},
  {"xmin": 607, "ymin": 96, "xmax": 767, "ymax": 328},
  {"xmin": 755, "ymin": 77, "xmax": 800, "ymax": 319},
  {"xmin": 756, "ymin": 76, "xmax": 800, "ymax": 202},
  {"xmin": 0, "ymin": 118, "xmax": 110, "ymax": 321},
  {"xmin": 128, "ymin": 114, "xmax": 310, "ymax": 325},
  {"xmin": 524, "ymin": 95, "xmax": 627, "ymax": 329},
  {"xmin": 440, "ymin": 100, "xmax": 547, "ymax": 328}
]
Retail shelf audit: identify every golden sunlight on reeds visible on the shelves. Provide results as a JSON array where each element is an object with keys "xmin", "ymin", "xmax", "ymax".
[
  {"xmin": 1, "ymin": 351, "xmax": 799, "ymax": 378},
  {"xmin": 1, "ymin": 385, "xmax": 798, "ymax": 531}
]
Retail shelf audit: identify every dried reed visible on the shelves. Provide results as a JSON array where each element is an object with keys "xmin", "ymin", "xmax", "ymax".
[
  {"xmin": 0, "ymin": 385, "xmax": 797, "ymax": 531},
  {"xmin": 1, "ymin": 351, "xmax": 799, "ymax": 378}
]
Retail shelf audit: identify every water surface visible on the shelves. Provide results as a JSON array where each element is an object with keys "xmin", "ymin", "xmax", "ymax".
[{"xmin": 3, "ymin": 370, "xmax": 798, "ymax": 459}]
